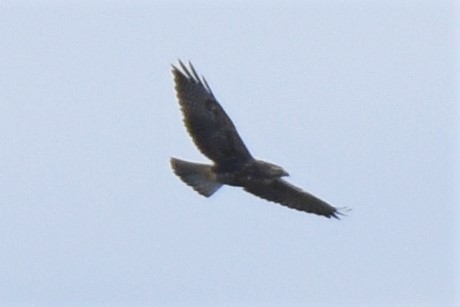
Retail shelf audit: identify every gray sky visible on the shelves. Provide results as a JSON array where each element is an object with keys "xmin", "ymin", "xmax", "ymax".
[{"xmin": 1, "ymin": 1, "xmax": 459, "ymax": 306}]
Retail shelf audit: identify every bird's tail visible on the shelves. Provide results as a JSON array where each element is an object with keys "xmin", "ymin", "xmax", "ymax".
[{"xmin": 170, "ymin": 157, "xmax": 223, "ymax": 197}]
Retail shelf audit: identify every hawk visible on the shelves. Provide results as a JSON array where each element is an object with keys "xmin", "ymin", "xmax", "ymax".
[{"xmin": 170, "ymin": 60, "xmax": 346, "ymax": 219}]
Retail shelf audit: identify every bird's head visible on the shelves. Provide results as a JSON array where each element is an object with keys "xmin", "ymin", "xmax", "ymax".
[{"xmin": 256, "ymin": 160, "xmax": 289, "ymax": 178}]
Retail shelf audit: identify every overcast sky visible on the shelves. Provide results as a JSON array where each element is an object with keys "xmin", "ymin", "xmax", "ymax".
[{"xmin": 1, "ymin": 1, "xmax": 459, "ymax": 306}]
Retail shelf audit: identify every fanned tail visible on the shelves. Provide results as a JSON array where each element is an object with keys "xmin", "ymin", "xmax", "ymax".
[{"xmin": 170, "ymin": 157, "xmax": 222, "ymax": 197}]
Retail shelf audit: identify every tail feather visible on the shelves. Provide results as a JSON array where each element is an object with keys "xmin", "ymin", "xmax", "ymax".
[{"xmin": 170, "ymin": 157, "xmax": 222, "ymax": 197}]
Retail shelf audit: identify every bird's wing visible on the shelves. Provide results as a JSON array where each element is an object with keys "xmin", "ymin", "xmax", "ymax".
[
  {"xmin": 172, "ymin": 61, "xmax": 253, "ymax": 167},
  {"xmin": 243, "ymin": 178, "xmax": 345, "ymax": 219}
]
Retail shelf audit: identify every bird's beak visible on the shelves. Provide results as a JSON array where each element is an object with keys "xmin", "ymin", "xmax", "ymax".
[{"xmin": 282, "ymin": 170, "xmax": 289, "ymax": 177}]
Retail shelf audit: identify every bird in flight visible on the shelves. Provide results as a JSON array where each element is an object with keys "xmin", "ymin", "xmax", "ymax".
[{"xmin": 170, "ymin": 60, "xmax": 347, "ymax": 219}]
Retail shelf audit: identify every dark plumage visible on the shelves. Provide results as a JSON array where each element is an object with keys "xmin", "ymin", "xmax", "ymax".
[{"xmin": 170, "ymin": 60, "xmax": 347, "ymax": 219}]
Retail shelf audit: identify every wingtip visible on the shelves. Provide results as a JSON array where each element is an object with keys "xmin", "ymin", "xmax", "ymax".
[
  {"xmin": 171, "ymin": 62, "xmax": 180, "ymax": 76},
  {"xmin": 171, "ymin": 60, "xmax": 214, "ymax": 96},
  {"xmin": 171, "ymin": 59, "xmax": 185, "ymax": 70},
  {"xmin": 176, "ymin": 58, "xmax": 185, "ymax": 67},
  {"xmin": 171, "ymin": 60, "xmax": 191, "ymax": 82},
  {"xmin": 331, "ymin": 207, "xmax": 351, "ymax": 220}
]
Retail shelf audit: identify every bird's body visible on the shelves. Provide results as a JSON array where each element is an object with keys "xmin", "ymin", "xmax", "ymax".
[
  {"xmin": 170, "ymin": 60, "xmax": 346, "ymax": 219},
  {"xmin": 215, "ymin": 159, "xmax": 288, "ymax": 187}
]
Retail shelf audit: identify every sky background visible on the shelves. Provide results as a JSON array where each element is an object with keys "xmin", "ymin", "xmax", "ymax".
[{"xmin": 1, "ymin": 1, "xmax": 459, "ymax": 306}]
